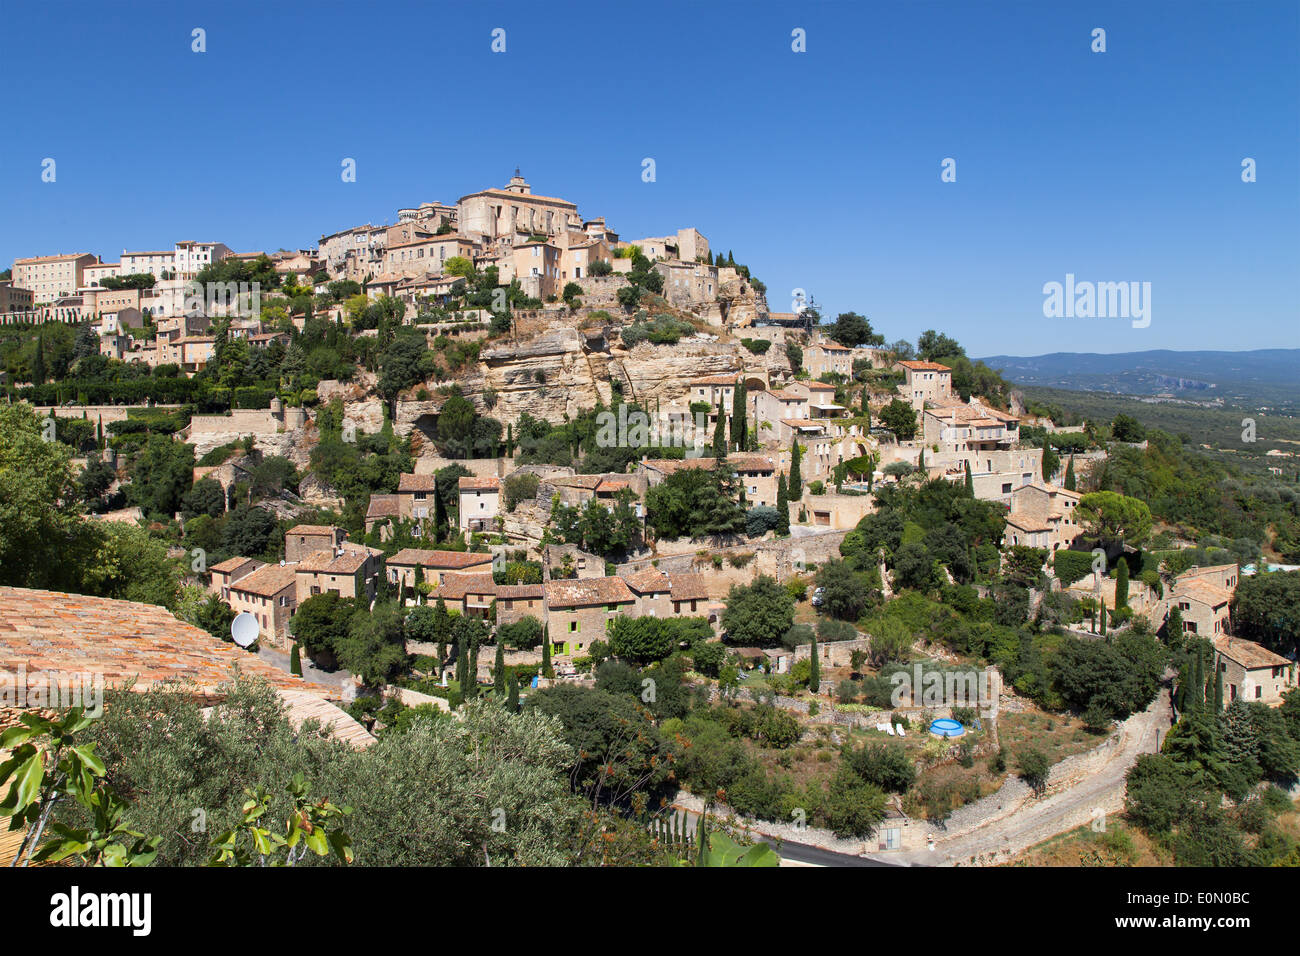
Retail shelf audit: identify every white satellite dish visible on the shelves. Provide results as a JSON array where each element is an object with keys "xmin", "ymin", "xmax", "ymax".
[{"xmin": 230, "ymin": 612, "xmax": 260, "ymax": 648}]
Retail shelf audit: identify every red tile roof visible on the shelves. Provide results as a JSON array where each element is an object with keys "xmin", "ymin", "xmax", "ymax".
[
  {"xmin": 388, "ymin": 549, "xmax": 494, "ymax": 570},
  {"xmin": 458, "ymin": 476, "xmax": 501, "ymax": 491},
  {"xmin": 230, "ymin": 563, "xmax": 297, "ymax": 597},
  {"xmin": 435, "ymin": 573, "xmax": 498, "ymax": 601},
  {"xmin": 0, "ymin": 587, "xmax": 328, "ymax": 699},
  {"xmin": 624, "ymin": 567, "xmax": 671, "ymax": 594},
  {"xmin": 668, "ymin": 573, "xmax": 710, "ymax": 602},
  {"xmin": 287, "ymin": 524, "xmax": 338, "ymax": 537},
  {"xmin": 545, "ymin": 576, "xmax": 634, "ymax": 609},
  {"xmin": 397, "ymin": 474, "xmax": 440, "ymax": 492}
]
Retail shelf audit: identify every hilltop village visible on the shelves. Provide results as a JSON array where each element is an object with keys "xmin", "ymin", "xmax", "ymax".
[{"xmin": 2, "ymin": 172, "xmax": 1298, "ymax": 868}]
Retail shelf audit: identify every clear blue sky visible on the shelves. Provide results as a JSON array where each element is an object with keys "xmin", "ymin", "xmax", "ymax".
[{"xmin": 2, "ymin": 0, "xmax": 1296, "ymax": 355}]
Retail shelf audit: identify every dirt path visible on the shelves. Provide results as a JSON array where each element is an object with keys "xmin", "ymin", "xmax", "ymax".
[{"xmin": 898, "ymin": 686, "xmax": 1172, "ymax": 866}]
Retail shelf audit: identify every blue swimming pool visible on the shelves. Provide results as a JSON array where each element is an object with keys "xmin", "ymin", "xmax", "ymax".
[{"xmin": 929, "ymin": 718, "xmax": 966, "ymax": 738}]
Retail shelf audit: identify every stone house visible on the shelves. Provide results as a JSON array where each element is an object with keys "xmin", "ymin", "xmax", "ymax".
[
  {"xmin": 543, "ymin": 576, "xmax": 636, "ymax": 656},
  {"xmin": 1164, "ymin": 565, "xmax": 1238, "ymax": 639},
  {"xmin": 227, "ymin": 563, "xmax": 298, "ymax": 645},
  {"xmin": 458, "ymin": 476, "xmax": 501, "ymax": 532},
  {"xmin": 804, "ymin": 342, "xmax": 854, "ymax": 379},
  {"xmin": 432, "ymin": 572, "xmax": 499, "ymax": 619},
  {"xmin": 396, "ymin": 473, "xmax": 440, "ymax": 522},
  {"xmin": 285, "ymin": 524, "xmax": 346, "ymax": 563},
  {"xmin": 387, "ymin": 549, "xmax": 495, "ymax": 590},
  {"xmin": 294, "ymin": 546, "xmax": 384, "ymax": 604},
  {"xmin": 1213, "ymin": 636, "xmax": 1297, "ymax": 707},
  {"xmin": 1004, "ymin": 483, "xmax": 1083, "ymax": 553},
  {"xmin": 209, "ymin": 556, "xmax": 262, "ymax": 600},
  {"xmin": 494, "ymin": 584, "xmax": 546, "ymax": 628},
  {"xmin": 896, "ymin": 360, "xmax": 952, "ymax": 412}
]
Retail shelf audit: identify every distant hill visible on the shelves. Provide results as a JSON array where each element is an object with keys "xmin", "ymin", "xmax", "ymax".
[{"xmin": 975, "ymin": 349, "xmax": 1300, "ymax": 409}]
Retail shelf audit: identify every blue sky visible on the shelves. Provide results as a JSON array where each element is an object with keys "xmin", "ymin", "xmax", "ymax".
[{"xmin": 2, "ymin": 0, "xmax": 1296, "ymax": 356}]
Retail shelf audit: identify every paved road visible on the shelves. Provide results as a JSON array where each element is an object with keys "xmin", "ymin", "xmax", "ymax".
[
  {"xmin": 255, "ymin": 646, "xmax": 354, "ymax": 692},
  {"xmin": 762, "ymin": 837, "xmax": 898, "ymax": 867}
]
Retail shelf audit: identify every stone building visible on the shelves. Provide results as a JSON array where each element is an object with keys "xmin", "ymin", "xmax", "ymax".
[
  {"xmin": 1213, "ymin": 636, "xmax": 1297, "ymax": 707},
  {"xmin": 227, "ymin": 563, "xmax": 298, "ymax": 645},
  {"xmin": 1003, "ymin": 483, "xmax": 1083, "ymax": 553},
  {"xmin": 458, "ymin": 476, "xmax": 501, "ymax": 532},
  {"xmin": 543, "ymin": 576, "xmax": 636, "ymax": 656},
  {"xmin": 896, "ymin": 360, "xmax": 952, "ymax": 412},
  {"xmin": 284, "ymin": 524, "xmax": 346, "ymax": 563},
  {"xmin": 294, "ymin": 545, "xmax": 384, "ymax": 604},
  {"xmin": 387, "ymin": 549, "xmax": 495, "ymax": 591}
]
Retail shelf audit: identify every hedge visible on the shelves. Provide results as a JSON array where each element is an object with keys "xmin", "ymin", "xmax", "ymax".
[{"xmin": 1052, "ymin": 549, "xmax": 1095, "ymax": 587}]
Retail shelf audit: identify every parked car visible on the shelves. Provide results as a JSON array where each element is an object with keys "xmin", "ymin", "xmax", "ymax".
[{"xmin": 811, "ymin": 587, "xmax": 825, "ymax": 607}]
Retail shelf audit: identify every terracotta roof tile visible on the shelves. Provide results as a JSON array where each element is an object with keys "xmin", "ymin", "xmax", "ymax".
[
  {"xmin": 230, "ymin": 563, "xmax": 297, "ymax": 597},
  {"xmin": 545, "ymin": 576, "xmax": 634, "ymax": 609},
  {"xmin": 388, "ymin": 549, "xmax": 494, "ymax": 570},
  {"xmin": 1213, "ymin": 636, "xmax": 1290, "ymax": 669},
  {"xmin": 0, "ymin": 587, "xmax": 328, "ymax": 699},
  {"xmin": 397, "ymin": 474, "xmax": 440, "ymax": 492}
]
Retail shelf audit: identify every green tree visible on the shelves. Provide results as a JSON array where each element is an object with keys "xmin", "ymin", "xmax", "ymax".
[
  {"xmin": 1077, "ymin": 490, "xmax": 1153, "ymax": 553},
  {"xmin": 1114, "ymin": 558, "xmax": 1130, "ymax": 609},
  {"xmin": 712, "ymin": 406, "xmax": 727, "ymax": 458},
  {"xmin": 1064, "ymin": 456, "xmax": 1076, "ymax": 491},
  {"xmin": 730, "ymin": 381, "xmax": 747, "ymax": 451},
  {"xmin": 721, "ymin": 576, "xmax": 794, "ymax": 647},
  {"xmin": 493, "ymin": 639, "xmax": 506, "ymax": 696},
  {"xmin": 789, "ymin": 439, "xmax": 802, "ymax": 499},
  {"xmin": 879, "ymin": 399, "xmax": 918, "ymax": 441},
  {"xmin": 775, "ymin": 474, "xmax": 790, "ymax": 536},
  {"xmin": 290, "ymin": 642, "xmax": 302, "ymax": 676}
]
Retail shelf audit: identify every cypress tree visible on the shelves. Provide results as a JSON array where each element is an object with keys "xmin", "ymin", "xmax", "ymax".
[
  {"xmin": 31, "ymin": 333, "xmax": 46, "ymax": 385},
  {"xmin": 775, "ymin": 473, "xmax": 790, "ymax": 535},
  {"xmin": 1099, "ymin": 599, "xmax": 1107, "ymax": 635},
  {"xmin": 712, "ymin": 405, "xmax": 727, "ymax": 459},
  {"xmin": 809, "ymin": 632, "xmax": 820, "ymax": 694},
  {"xmin": 1213, "ymin": 664, "xmax": 1224, "ymax": 711},
  {"xmin": 1191, "ymin": 647, "xmax": 1206, "ymax": 709},
  {"xmin": 466, "ymin": 636, "xmax": 480, "ymax": 699},
  {"xmin": 1115, "ymin": 558, "xmax": 1129, "ymax": 609},
  {"xmin": 507, "ymin": 670, "xmax": 520, "ymax": 711},
  {"xmin": 861, "ymin": 388, "xmax": 870, "ymax": 417},
  {"xmin": 432, "ymin": 489, "xmax": 446, "ymax": 542},
  {"xmin": 541, "ymin": 624, "xmax": 553, "ymax": 678},
  {"xmin": 730, "ymin": 381, "xmax": 747, "ymax": 451},
  {"xmin": 964, "ymin": 460, "xmax": 974, "ymax": 497},
  {"xmin": 290, "ymin": 642, "xmax": 302, "ymax": 676},
  {"xmin": 434, "ymin": 597, "xmax": 450, "ymax": 673},
  {"xmin": 494, "ymin": 639, "xmax": 506, "ymax": 696},
  {"xmin": 1165, "ymin": 604, "xmax": 1184, "ymax": 645},
  {"xmin": 455, "ymin": 634, "xmax": 467, "ymax": 689},
  {"xmin": 789, "ymin": 439, "xmax": 802, "ymax": 499},
  {"xmin": 1064, "ymin": 456, "xmax": 1076, "ymax": 491},
  {"xmin": 918, "ymin": 447, "xmax": 925, "ymax": 472}
]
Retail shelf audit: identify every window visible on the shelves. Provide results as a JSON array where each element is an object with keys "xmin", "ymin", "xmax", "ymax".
[{"xmin": 569, "ymin": 621, "xmax": 579, "ymax": 633}]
